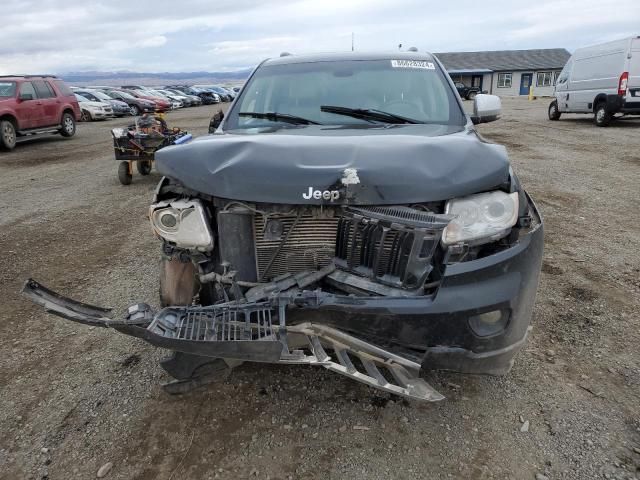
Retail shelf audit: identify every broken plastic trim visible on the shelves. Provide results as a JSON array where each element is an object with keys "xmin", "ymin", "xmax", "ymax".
[{"xmin": 22, "ymin": 279, "xmax": 444, "ymax": 402}]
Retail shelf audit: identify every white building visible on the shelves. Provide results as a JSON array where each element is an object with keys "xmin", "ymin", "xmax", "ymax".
[{"xmin": 434, "ymin": 48, "xmax": 571, "ymax": 97}]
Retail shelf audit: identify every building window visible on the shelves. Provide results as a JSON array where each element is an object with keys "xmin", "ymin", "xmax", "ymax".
[
  {"xmin": 537, "ymin": 71, "xmax": 553, "ymax": 87},
  {"xmin": 497, "ymin": 73, "xmax": 512, "ymax": 88},
  {"xmin": 553, "ymin": 71, "xmax": 560, "ymax": 85}
]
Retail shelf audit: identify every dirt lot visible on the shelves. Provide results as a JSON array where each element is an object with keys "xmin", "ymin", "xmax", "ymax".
[{"xmin": 1, "ymin": 99, "xmax": 639, "ymax": 480}]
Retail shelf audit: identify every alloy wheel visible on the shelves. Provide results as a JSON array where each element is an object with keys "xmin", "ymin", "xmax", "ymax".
[
  {"xmin": 63, "ymin": 116, "xmax": 74, "ymax": 134},
  {"xmin": 2, "ymin": 122, "xmax": 16, "ymax": 147}
]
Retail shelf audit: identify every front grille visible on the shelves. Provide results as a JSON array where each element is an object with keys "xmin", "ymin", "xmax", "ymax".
[
  {"xmin": 251, "ymin": 206, "xmax": 449, "ymax": 290},
  {"xmin": 253, "ymin": 212, "xmax": 339, "ymax": 280},
  {"xmin": 149, "ymin": 303, "xmax": 275, "ymax": 342},
  {"xmin": 335, "ymin": 207, "xmax": 448, "ymax": 290}
]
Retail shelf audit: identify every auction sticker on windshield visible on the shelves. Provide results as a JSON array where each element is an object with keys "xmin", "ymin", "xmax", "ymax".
[{"xmin": 391, "ymin": 60, "xmax": 435, "ymax": 70}]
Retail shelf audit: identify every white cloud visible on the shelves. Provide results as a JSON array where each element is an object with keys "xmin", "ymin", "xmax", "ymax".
[
  {"xmin": 138, "ymin": 36, "xmax": 168, "ymax": 48},
  {"xmin": 0, "ymin": 0, "xmax": 638, "ymax": 74}
]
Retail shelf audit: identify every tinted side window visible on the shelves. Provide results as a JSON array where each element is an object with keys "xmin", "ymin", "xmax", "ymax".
[
  {"xmin": 45, "ymin": 81, "xmax": 57, "ymax": 97},
  {"xmin": 19, "ymin": 82, "xmax": 37, "ymax": 99},
  {"xmin": 53, "ymin": 80, "xmax": 73, "ymax": 96},
  {"xmin": 33, "ymin": 80, "xmax": 55, "ymax": 98}
]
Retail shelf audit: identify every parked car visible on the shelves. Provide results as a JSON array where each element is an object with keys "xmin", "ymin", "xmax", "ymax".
[
  {"xmin": 549, "ymin": 36, "xmax": 640, "ymax": 126},
  {"xmin": 187, "ymin": 87, "xmax": 221, "ymax": 104},
  {"xmin": 72, "ymin": 88, "xmax": 130, "ymax": 116},
  {"xmin": 454, "ymin": 82, "xmax": 481, "ymax": 100},
  {"xmin": 218, "ymin": 86, "xmax": 236, "ymax": 100},
  {"xmin": 153, "ymin": 89, "xmax": 190, "ymax": 107},
  {"xmin": 164, "ymin": 89, "xmax": 202, "ymax": 106},
  {"xmin": 142, "ymin": 89, "xmax": 182, "ymax": 110},
  {"xmin": 102, "ymin": 89, "xmax": 155, "ymax": 116},
  {"xmin": 74, "ymin": 93, "xmax": 113, "ymax": 121},
  {"xmin": 120, "ymin": 85, "xmax": 147, "ymax": 92},
  {"xmin": 0, "ymin": 75, "xmax": 80, "ymax": 150},
  {"xmin": 123, "ymin": 89, "xmax": 170, "ymax": 112},
  {"xmin": 195, "ymin": 85, "xmax": 231, "ymax": 101},
  {"xmin": 168, "ymin": 86, "xmax": 220, "ymax": 104},
  {"xmin": 26, "ymin": 52, "xmax": 543, "ymax": 403}
]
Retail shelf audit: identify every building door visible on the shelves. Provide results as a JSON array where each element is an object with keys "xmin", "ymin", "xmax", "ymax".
[
  {"xmin": 519, "ymin": 73, "xmax": 533, "ymax": 95},
  {"xmin": 471, "ymin": 75, "xmax": 483, "ymax": 91}
]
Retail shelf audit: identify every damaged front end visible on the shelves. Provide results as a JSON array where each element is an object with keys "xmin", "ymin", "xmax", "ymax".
[{"xmin": 23, "ymin": 172, "xmax": 543, "ymax": 402}]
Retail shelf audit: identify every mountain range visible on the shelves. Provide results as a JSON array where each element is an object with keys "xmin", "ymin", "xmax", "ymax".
[{"xmin": 59, "ymin": 69, "xmax": 252, "ymax": 86}]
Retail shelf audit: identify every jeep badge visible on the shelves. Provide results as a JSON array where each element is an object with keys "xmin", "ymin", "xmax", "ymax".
[{"xmin": 302, "ymin": 187, "xmax": 340, "ymax": 201}]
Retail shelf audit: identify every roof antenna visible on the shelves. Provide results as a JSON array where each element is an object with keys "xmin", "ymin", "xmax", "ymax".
[
  {"xmin": 408, "ymin": 47, "xmax": 418, "ymax": 52},
  {"xmin": 280, "ymin": 52, "xmax": 292, "ymax": 57}
]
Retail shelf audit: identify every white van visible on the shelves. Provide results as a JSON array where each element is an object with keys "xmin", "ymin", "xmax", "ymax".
[{"xmin": 548, "ymin": 36, "xmax": 640, "ymax": 126}]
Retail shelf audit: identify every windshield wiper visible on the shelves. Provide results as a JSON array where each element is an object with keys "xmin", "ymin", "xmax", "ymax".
[
  {"xmin": 239, "ymin": 112, "xmax": 320, "ymax": 125},
  {"xmin": 320, "ymin": 105, "xmax": 423, "ymax": 124}
]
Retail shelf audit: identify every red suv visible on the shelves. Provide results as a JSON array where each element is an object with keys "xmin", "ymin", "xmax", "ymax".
[{"xmin": 0, "ymin": 75, "xmax": 81, "ymax": 151}]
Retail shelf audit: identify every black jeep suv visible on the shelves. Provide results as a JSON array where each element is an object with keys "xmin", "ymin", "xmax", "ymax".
[{"xmin": 25, "ymin": 52, "xmax": 543, "ymax": 402}]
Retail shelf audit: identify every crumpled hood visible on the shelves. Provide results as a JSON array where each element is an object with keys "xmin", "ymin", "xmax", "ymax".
[{"xmin": 155, "ymin": 125, "xmax": 510, "ymax": 205}]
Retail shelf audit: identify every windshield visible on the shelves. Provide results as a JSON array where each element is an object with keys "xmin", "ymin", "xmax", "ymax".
[
  {"xmin": 114, "ymin": 90, "xmax": 135, "ymax": 100},
  {"xmin": 226, "ymin": 59, "xmax": 464, "ymax": 129},
  {"xmin": 0, "ymin": 81, "xmax": 17, "ymax": 97},
  {"xmin": 91, "ymin": 91, "xmax": 112, "ymax": 101},
  {"xmin": 75, "ymin": 94, "xmax": 89, "ymax": 102}
]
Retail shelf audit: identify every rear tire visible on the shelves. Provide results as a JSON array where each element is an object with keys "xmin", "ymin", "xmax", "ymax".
[
  {"xmin": 594, "ymin": 102, "xmax": 612, "ymax": 127},
  {"xmin": 548, "ymin": 100, "xmax": 561, "ymax": 121},
  {"xmin": 118, "ymin": 161, "xmax": 132, "ymax": 185},
  {"xmin": 137, "ymin": 160, "xmax": 152, "ymax": 175},
  {"xmin": 0, "ymin": 119, "xmax": 17, "ymax": 151},
  {"xmin": 59, "ymin": 112, "xmax": 76, "ymax": 137}
]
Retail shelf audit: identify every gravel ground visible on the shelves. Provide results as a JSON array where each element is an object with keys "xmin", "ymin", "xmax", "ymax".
[{"xmin": 0, "ymin": 99, "xmax": 639, "ymax": 480}]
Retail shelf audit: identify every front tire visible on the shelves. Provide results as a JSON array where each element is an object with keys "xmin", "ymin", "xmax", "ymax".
[
  {"xmin": 594, "ymin": 102, "xmax": 612, "ymax": 127},
  {"xmin": 59, "ymin": 112, "xmax": 76, "ymax": 137},
  {"xmin": 130, "ymin": 105, "xmax": 141, "ymax": 116},
  {"xmin": 118, "ymin": 161, "xmax": 132, "ymax": 185},
  {"xmin": 80, "ymin": 110, "xmax": 92, "ymax": 122},
  {"xmin": 0, "ymin": 119, "xmax": 17, "ymax": 151},
  {"xmin": 467, "ymin": 91, "xmax": 477, "ymax": 100},
  {"xmin": 548, "ymin": 100, "xmax": 561, "ymax": 121}
]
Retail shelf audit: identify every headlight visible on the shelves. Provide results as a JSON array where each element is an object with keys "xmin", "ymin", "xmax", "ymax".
[
  {"xmin": 442, "ymin": 191, "xmax": 518, "ymax": 245},
  {"xmin": 149, "ymin": 199, "xmax": 214, "ymax": 251}
]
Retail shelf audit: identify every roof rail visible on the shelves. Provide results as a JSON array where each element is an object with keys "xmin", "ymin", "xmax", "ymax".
[
  {"xmin": 280, "ymin": 52, "xmax": 292, "ymax": 57},
  {"xmin": 408, "ymin": 47, "xmax": 418, "ymax": 52}
]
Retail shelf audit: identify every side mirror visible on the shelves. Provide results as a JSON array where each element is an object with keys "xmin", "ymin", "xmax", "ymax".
[
  {"xmin": 19, "ymin": 93, "xmax": 34, "ymax": 101},
  {"xmin": 209, "ymin": 110, "xmax": 224, "ymax": 133},
  {"xmin": 471, "ymin": 94, "xmax": 501, "ymax": 125}
]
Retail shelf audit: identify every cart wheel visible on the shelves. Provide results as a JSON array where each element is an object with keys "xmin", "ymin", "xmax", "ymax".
[
  {"xmin": 137, "ymin": 160, "xmax": 152, "ymax": 175},
  {"xmin": 118, "ymin": 161, "xmax": 132, "ymax": 185}
]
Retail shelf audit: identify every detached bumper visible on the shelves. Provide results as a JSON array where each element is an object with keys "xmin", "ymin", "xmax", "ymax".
[{"xmin": 22, "ymin": 280, "xmax": 444, "ymax": 402}]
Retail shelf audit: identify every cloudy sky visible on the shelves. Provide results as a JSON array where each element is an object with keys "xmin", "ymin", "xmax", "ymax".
[{"xmin": 1, "ymin": 0, "xmax": 638, "ymax": 74}]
